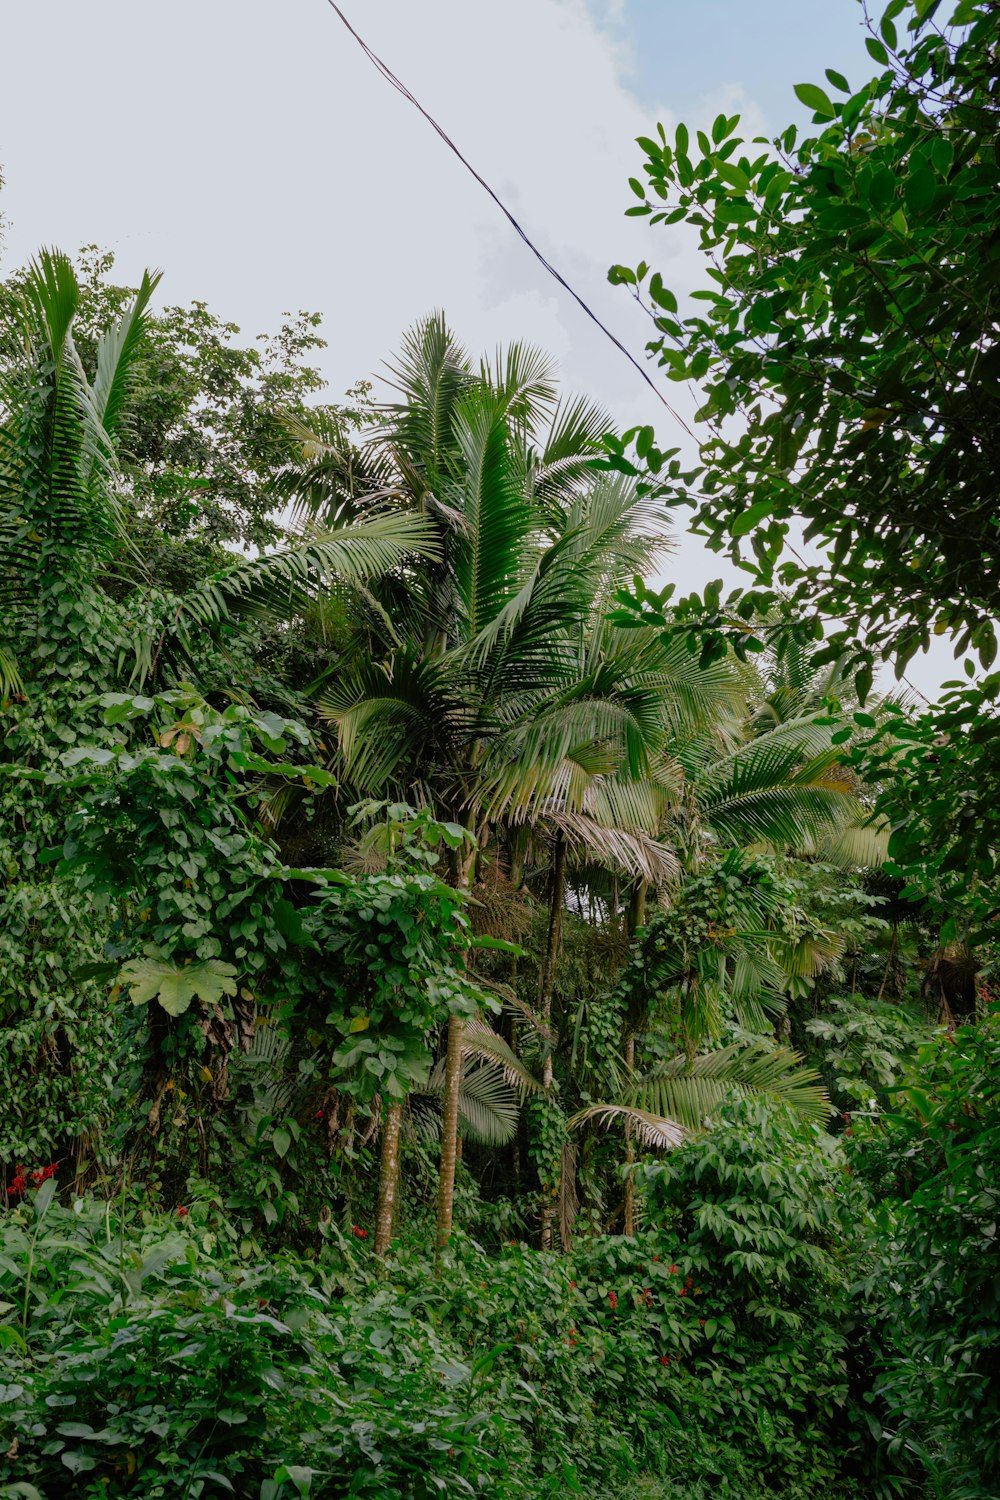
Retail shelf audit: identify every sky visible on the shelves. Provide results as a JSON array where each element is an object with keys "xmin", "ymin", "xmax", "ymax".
[{"xmin": 0, "ymin": 0, "xmax": 955, "ymax": 695}]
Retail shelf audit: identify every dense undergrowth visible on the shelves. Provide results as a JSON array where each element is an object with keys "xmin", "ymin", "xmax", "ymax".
[
  {"xmin": 0, "ymin": 1104, "xmax": 867, "ymax": 1499},
  {"xmin": 3, "ymin": 1031, "xmax": 998, "ymax": 1499}
]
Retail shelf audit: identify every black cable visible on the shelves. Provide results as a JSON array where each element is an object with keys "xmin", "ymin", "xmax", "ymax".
[{"xmin": 320, "ymin": 0, "xmax": 694, "ymax": 438}]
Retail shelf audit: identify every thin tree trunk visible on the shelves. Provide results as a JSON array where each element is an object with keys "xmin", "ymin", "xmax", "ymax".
[
  {"xmin": 375, "ymin": 1098, "xmax": 405, "ymax": 1256},
  {"xmin": 626, "ymin": 879, "xmax": 647, "ymax": 939},
  {"xmin": 623, "ymin": 1032, "xmax": 636, "ymax": 1237},
  {"xmin": 876, "ymin": 928, "xmax": 899, "ymax": 1002},
  {"xmin": 538, "ymin": 832, "xmax": 567, "ymax": 1250},
  {"xmin": 435, "ymin": 829, "xmax": 478, "ymax": 1260},
  {"xmin": 435, "ymin": 1013, "xmax": 465, "ymax": 1254}
]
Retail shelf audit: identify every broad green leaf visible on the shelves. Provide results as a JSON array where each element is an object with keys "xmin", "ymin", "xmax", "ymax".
[
  {"xmin": 793, "ymin": 82, "xmax": 835, "ymax": 119},
  {"xmin": 33, "ymin": 1178, "xmax": 57, "ymax": 1220},
  {"xmin": 731, "ymin": 500, "xmax": 774, "ymax": 538},
  {"xmin": 118, "ymin": 958, "xmax": 239, "ymax": 1017}
]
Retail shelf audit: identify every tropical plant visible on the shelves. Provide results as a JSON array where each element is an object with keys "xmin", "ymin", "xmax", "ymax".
[
  {"xmin": 849, "ymin": 1005, "xmax": 1000, "ymax": 1498},
  {"xmin": 294, "ymin": 316, "xmax": 742, "ymax": 1249}
]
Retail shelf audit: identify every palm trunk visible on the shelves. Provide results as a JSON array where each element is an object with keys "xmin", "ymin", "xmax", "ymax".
[
  {"xmin": 626, "ymin": 879, "xmax": 647, "ymax": 938},
  {"xmin": 623, "ymin": 1033, "xmax": 636, "ymax": 1236},
  {"xmin": 435, "ymin": 828, "xmax": 478, "ymax": 1260},
  {"xmin": 435, "ymin": 1012, "xmax": 465, "ymax": 1253},
  {"xmin": 375, "ymin": 1097, "xmax": 405, "ymax": 1257},
  {"xmin": 538, "ymin": 831, "xmax": 567, "ymax": 1250}
]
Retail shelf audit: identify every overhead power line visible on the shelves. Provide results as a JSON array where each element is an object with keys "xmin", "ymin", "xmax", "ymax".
[{"xmin": 320, "ymin": 0, "xmax": 694, "ymax": 438}]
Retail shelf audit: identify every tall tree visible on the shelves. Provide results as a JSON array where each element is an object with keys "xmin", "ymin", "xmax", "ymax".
[{"xmin": 608, "ymin": 0, "xmax": 1000, "ymax": 931}]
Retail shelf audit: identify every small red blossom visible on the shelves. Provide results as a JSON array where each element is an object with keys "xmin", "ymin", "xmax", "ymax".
[
  {"xmin": 659, "ymin": 1355, "xmax": 670, "ymax": 1366},
  {"xmin": 569, "ymin": 1279, "xmax": 576, "ymax": 1288},
  {"xmin": 652, "ymin": 1254, "xmax": 660, "ymax": 1262},
  {"xmin": 679, "ymin": 1288, "xmax": 687, "ymax": 1297},
  {"xmin": 642, "ymin": 1288, "xmax": 654, "ymax": 1306},
  {"xmin": 699, "ymin": 1318, "xmax": 706, "ymax": 1327},
  {"xmin": 608, "ymin": 1290, "xmax": 618, "ymax": 1310},
  {"xmin": 684, "ymin": 1276, "xmax": 693, "ymax": 1288},
  {"xmin": 7, "ymin": 1163, "xmax": 57, "ymax": 1199},
  {"xmin": 314, "ymin": 1109, "xmax": 325, "ymax": 1121},
  {"xmin": 351, "ymin": 1224, "xmax": 367, "ymax": 1239},
  {"xmin": 668, "ymin": 1263, "xmax": 679, "ymax": 1275},
  {"xmin": 176, "ymin": 1205, "xmax": 189, "ymax": 1217}
]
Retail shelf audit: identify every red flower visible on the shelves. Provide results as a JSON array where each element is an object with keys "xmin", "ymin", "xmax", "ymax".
[
  {"xmin": 699, "ymin": 1318, "xmax": 706, "ymax": 1327},
  {"xmin": 642, "ymin": 1288, "xmax": 654, "ymax": 1306},
  {"xmin": 569, "ymin": 1279, "xmax": 576, "ymax": 1288},
  {"xmin": 6, "ymin": 1175, "xmax": 26, "ymax": 1198},
  {"xmin": 314, "ymin": 1109, "xmax": 325, "ymax": 1121},
  {"xmin": 679, "ymin": 1289, "xmax": 687, "ymax": 1297},
  {"xmin": 351, "ymin": 1224, "xmax": 367, "ymax": 1239},
  {"xmin": 608, "ymin": 1290, "xmax": 618, "ymax": 1310},
  {"xmin": 660, "ymin": 1355, "xmax": 670, "ymax": 1366},
  {"xmin": 684, "ymin": 1276, "xmax": 693, "ymax": 1288},
  {"xmin": 668, "ymin": 1263, "xmax": 679, "ymax": 1275},
  {"xmin": 176, "ymin": 1206, "xmax": 189, "ymax": 1217}
]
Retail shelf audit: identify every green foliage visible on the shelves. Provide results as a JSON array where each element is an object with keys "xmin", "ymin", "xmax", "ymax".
[
  {"xmin": 0, "ymin": 245, "xmax": 335, "ymax": 550},
  {"xmin": 851, "ymin": 1008, "xmax": 1000, "ymax": 1497},
  {"xmin": 0, "ymin": 885, "xmax": 115, "ymax": 1166},
  {"xmin": 804, "ymin": 993, "xmax": 927, "ymax": 1112},
  {"xmin": 0, "ymin": 1183, "xmax": 874, "ymax": 1498},
  {"xmin": 60, "ymin": 690, "xmax": 316, "ymax": 994},
  {"xmin": 620, "ymin": 853, "xmax": 839, "ymax": 1043},
  {"xmin": 640, "ymin": 1101, "xmax": 862, "ymax": 1488},
  {"xmin": 119, "ymin": 957, "xmax": 239, "ymax": 1019},
  {"xmin": 0, "ymin": 1197, "xmax": 528, "ymax": 1498},
  {"xmin": 307, "ymin": 807, "xmax": 491, "ymax": 1102},
  {"xmin": 0, "ymin": 228, "xmax": 988, "ymax": 1500},
  {"xmin": 609, "ymin": 0, "xmax": 1000, "ymax": 927}
]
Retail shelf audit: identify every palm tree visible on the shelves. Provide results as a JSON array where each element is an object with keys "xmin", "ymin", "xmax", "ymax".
[
  {"xmin": 282, "ymin": 316, "xmax": 748, "ymax": 1249},
  {"xmin": 554, "ymin": 653, "xmax": 889, "ymax": 1236},
  {"xmin": 275, "ymin": 317, "xmax": 893, "ymax": 1248}
]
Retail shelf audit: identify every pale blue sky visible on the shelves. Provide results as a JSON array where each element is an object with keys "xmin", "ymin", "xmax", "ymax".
[{"xmin": 615, "ymin": 0, "xmax": 872, "ymax": 127}]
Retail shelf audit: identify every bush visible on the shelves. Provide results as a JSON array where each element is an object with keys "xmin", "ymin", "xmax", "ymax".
[
  {"xmin": 636, "ymin": 1099, "xmax": 867, "ymax": 1492},
  {"xmin": 0, "ymin": 1192, "xmax": 526, "ymax": 1498},
  {"xmin": 851, "ymin": 1007, "xmax": 1000, "ymax": 1498},
  {"xmin": 0, "ymin": 1160, "xmax": 877, "ymax": 1500}
]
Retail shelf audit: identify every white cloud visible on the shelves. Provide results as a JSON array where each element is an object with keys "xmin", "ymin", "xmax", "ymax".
[
  {"xmin": 0, "ymin": 0, "xmax": 953, "ymax": 693},
  {"xmin": 0, "ymin": 0, "xmax": 679, "ymax": 416}
]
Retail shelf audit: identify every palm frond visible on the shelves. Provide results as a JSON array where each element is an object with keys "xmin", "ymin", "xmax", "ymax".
[
  {"xmin": 480, "ymin": 340, "xmax": 559, "ymax": 430},
  {"xmin": 547, "ymin": 810, "xmax": 681, "ymax": 887},
  {"xmin": 92, "ymin": 267, "xmax": 162, "ymax": 439},
  {"xmin": 0, "ymin": 644, "xmax": 22, "ymax": 698},
  {"xmin": 179, "ymin": 512, "xmax": 439, "ymax": 629},
  {"xmin": 629, "ymin": 1044, "xmax": 830, "ymax": 1129},
  {"xmin": 568, "ymin": 1103, "xmax": 686, "ymax": 1150},
  {"xmin": 463, "ymin": 1016, "xmax": 543, "ymax": 1093},
  {"xmin": 381, "ymin": 312, "xmax": 471, "ymax": 475},
  {"xmin": 413, "ymin": 1057, "xmax": 521, "ymax": 1146},
  {"xmin": 816, "ymin": 816, "xmax": 891, "ymax": 868}
]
